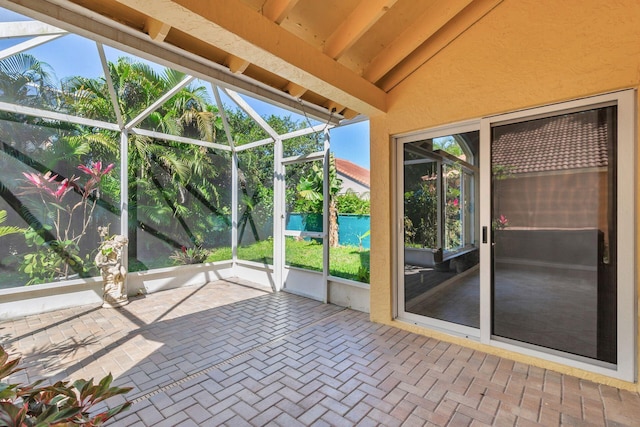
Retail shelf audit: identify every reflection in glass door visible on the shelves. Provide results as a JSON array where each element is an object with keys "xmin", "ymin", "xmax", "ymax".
[
  {"xmin": 401, "ymin": 131, "xmax": 480, "ymax": 329},
  {"xmin": 490, "ymin": 106, "xmax": 617, "ymax": 363}
]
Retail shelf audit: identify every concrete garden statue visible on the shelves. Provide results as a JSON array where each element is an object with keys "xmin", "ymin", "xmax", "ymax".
[{"xmin": 96, "ymin": 226, "xmax": 129, "ymax": 308}]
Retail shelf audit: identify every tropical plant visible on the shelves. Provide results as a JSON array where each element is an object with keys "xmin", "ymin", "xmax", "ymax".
[
  {"xmin": 0, "ymin": 53, "xmax": 56, "ymax": 107},
  {"xmin": 18, "ymin": 162, "xmax": 114, "ymax": 284},
  {"xmin": 357, "ymin": 265, "xmax": 370, "ymax": 283},
  {"xmin": 169, "ymin": 245, "xmax": 210, "ymax": 265},
  {"xmin": 295, "ymin": 155, "xmax": 342, "ymax": 247},
  {"xmin": 336, "ymin": 190, "xmax": 370, "ymax": 215},
  {"xmin": 403, "ymin": 182, "xmax": 438, "ymax": 249},
  {"xmin": 492, "ymin": 214, "xmax": 509, "ymax": 230},
  {"xmin": 22, "ymin": 162, "xmax": 114, "ymax": 243},
  {"xmin": 20, "ymin": 226, "xmax": 83, "ymax": 286},
  {"xmin": 0, "ymin": 52, "xmax": 333, "ymax": 284},
  {"xmin": 433, "ymin": 136, "xmax": 464, "ymax": 158},
  {"xmin": 443, "ymin": 164, "xmax": 462, "ymax": 250},
  {"xmin": 357, "ymin": 230, "xmax": 370, "ymax": 252},
  {"xmin": 0, "ymin": 210, "xmax": 22, "ymax": 239},
  {"xmin": 63, "ymin": 58, "xmax": 231, "ymax": 267},
  {"xmin": 233, "ymin": 112, "xmax": 323, "ymax": 248},
  {"xmin": 0, "ymin": 344, "xmax": 132, "ymax": 426}
]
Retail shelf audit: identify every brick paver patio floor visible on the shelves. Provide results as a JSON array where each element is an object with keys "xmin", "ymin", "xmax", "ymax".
[{"xmin": 2, "ymin": 278, "xmax": 639, "ymax": 426}]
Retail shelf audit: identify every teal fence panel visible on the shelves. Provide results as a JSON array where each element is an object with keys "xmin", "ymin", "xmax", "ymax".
[{"xmin": 286, "ymin": 213, "xmax": 370, "ymax": 249}]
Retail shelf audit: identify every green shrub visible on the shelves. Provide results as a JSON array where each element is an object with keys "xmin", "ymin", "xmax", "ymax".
[
  {"xmin": 0, "ymin": 345, "xmax": 132, "ymax": 426},
  {"xmin": 336, "ymin": 192, "xmax": 370, "ymax": 215},
  {"xmin": 169, "ymin": 245, "xmax": 210, "ymax": 265}
]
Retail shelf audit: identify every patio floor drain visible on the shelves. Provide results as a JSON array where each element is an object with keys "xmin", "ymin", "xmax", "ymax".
[{"xmin": 131, "ymin": 306, "xmax": 348, "ymax": 404}]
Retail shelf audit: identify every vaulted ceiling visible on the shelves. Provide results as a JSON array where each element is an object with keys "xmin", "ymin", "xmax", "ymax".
[{"xmin": 5, "ymin": 0, "xmax": 502, "ymax": 121}]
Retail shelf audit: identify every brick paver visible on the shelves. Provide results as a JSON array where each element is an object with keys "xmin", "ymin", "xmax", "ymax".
[{"xmin": 2, "ymin": 278, "xmax": 639, "ymax": 426}]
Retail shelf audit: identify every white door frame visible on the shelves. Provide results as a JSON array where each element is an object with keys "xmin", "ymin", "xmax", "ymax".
[
  {"xmin": 396, "ymin": 90, "xmax": 636, "ymax": 382},
  {"xmin": 277, "ymin": 138, "xmax": 330, "ymax": 302},
  {"xmin": 395, "ymin": 120, "xmax": 480, "ymax": 339}
]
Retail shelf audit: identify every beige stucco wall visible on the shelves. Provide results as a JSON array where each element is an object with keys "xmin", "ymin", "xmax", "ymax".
[{"xmin": 370, "ymin": 0, "xmax": 640, "ymax": 390}]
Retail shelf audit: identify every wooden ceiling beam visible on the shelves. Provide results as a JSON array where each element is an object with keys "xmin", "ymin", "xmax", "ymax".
[
  {"xmin": 113, "ymin": 0, "xmax": 386, "ymax": 116},
  {"xmin": 324, "ymin": 100, "xmax": 344, "ymax": 114},
  {"xmin": 261, "ymin": 0, "xmax": 299, "ymax": 25},
  {"xmin": 323, "ymin": 0, "xmax": 397, "ymax": 60},
  {"xmin": 144, "ymin": 17, "xmax": 171, "ymax": 42},
  {"xmin": 379, "ymin": 0, "xmax": 503, "ymax": 91},
  {"xmin": 226, "ymin": 54, "xmax": 250, "ymax": 74},
  {"xmin": 283, "ymin": 81, "xmax": 307, "ymax": 98},
  {"xmin": 2, "ymin": 0, "xmax": 340, "ymax": 123},
  {"xmin": 341, "ymin": 108, "xmax": 359, "ymax": 120},
  {"xmin": 362, "ymin": 0, "xmax": 473, "ymax": 84}
]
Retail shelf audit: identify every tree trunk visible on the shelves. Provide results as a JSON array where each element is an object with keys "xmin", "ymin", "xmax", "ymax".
[{"xmin": 329, "ymin": 198, "xmax": 339, "ymax": 248}]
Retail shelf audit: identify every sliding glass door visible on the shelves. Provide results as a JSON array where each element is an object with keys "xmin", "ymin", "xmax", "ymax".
[
  {"xmin": 490, "ymin": 106, "xmax": 617, "ymax": 363},
  {"xmin": 478, "ymin": 91, "xmax": 636, "ymax": 380},
  {"xmin": 398, "ymin": 127, "xmax": 480, "ymax": 332},
  {"xmin": 397, "ymin": 90, "xmax": 635, "ymax": 381}
]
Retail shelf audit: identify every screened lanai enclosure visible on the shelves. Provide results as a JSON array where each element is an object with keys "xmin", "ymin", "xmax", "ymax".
[{"xmin": 0, "ymin": 8, "xmax": 370, "ymax": 319}]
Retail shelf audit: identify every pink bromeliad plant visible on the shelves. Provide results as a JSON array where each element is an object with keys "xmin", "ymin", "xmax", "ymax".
[
  {"xmin": 19, "ymin": 162, "xmax": 115, "ymax": 284},
  {"xmin": 492, "ymin": 214, "xmax": 509, "ymax": 230},
  {"xmin": 77, "ymin": 161, "xmax": 115, "ymax": 198},
  {"xmin": 21, "ymin": 171, "xmax": 76, "ymax": 202}
]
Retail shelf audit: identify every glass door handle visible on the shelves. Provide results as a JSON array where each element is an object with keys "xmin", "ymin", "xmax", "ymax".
[{"xmin": 482, "ymin": 226, "xmax": 487, "ymax": 243}]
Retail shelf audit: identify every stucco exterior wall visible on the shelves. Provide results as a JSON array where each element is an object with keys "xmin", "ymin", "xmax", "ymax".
[
  {"xmin": 370, "ymin": 0, "xmax": 640, "ymax": 390},
  {"xmin": 337, "ymin": 174, "xmax": 370, "ymax": 198}
]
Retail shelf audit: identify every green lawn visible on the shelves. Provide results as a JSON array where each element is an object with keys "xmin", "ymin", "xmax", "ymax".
[
  {"xmin": 208, "ymin": 238, "xmax": 370, "ymax": 283},
  {"xmin": 2, "ymin": 239, "xmax": 370, "ymax": 289}
]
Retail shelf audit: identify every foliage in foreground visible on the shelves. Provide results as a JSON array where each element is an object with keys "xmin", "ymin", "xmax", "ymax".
[{"xmin": 0, "ymin": 345, "xmax": 131, "ymax": 426}]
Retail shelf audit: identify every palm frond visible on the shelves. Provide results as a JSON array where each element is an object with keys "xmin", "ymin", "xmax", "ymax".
[
  {"xmin": 146, "ymin": 144, "xmax": 191, "ymax": 182},
  {"xmin": 0, "ymin": 210, "xmax": 24, "ymax": 238},
  {"xmin": 138, "ymin": 204, "xmax": 173, "ymax": 225},
  {"xmin": 129, "ymin": 61, "xmax": 162, "ymax": 85},
  {"xmin": 162, "ymin": 68, "xmax": 187, "ymax": 88},
  {"xmin": 74, "ymin": 131, "xmax": 119, "ymax": 155},
  {"xmin": 172, "ymin": 204, "xmax": 190, "ymax": 217},
  {"xmin": 0, "ymin": 53, "xmax": 56, "ymax": 88}
]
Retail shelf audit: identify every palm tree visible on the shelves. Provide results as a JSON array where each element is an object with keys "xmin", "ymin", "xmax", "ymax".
[
  {"xmin": 63, "ymin": 57, "xmax": 227, "ymax": 263},
  {"xmin": 296, "ymin": 155, "xmax": 342, "ymax": 247},
  {"xmin": 0, "ymin": 53, "xmax": 56, "ymax": 107},
  {"xmin": 0, "ymin": 53, "xmax": 69, "ymax": 168}
]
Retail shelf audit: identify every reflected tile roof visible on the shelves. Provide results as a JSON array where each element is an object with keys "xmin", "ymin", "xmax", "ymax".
[{"xmin": 492, "ymin": 109, "xmax": 611, "ymax": 174}]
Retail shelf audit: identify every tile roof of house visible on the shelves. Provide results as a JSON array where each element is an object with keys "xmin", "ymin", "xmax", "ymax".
[
  {"xmin": 335, "ymin": 158, "xmax": 370, "ymax": 188},
  {"xmin": 492, "ymin": 109, "xmax": 611, "ymax": 175}
]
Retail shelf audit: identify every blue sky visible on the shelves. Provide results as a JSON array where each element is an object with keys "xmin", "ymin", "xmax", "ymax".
[
  {"xmin": 237, "ymin": 95, "xmax": 370, "ymax": 169},
  {"xmin": 0, "ymin": 8, "xmax": 371, "ymax": 169},
  {"xmin": 328, "ymin": 121, "xmax": 370, "ymax": 169}
]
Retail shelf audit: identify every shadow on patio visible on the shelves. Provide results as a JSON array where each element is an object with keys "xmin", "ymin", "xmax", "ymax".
[{"xmin": 2, "ymin": 279, "xmax": 639, "ymax": 426}]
